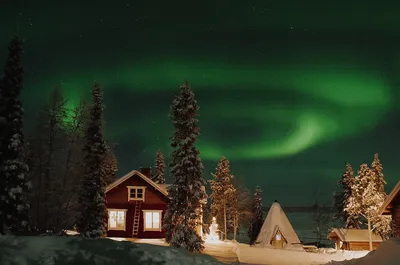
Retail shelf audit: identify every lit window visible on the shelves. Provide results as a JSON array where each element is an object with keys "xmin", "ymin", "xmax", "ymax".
[
  {"xmin": 127, "ymin": 186, "xmax": 146, "ymax": 201},
  {"xmin": 108, "ymin": 209, "xmax": 127, "ymax": 231},
  {"xmin": 276, "ymin": 234, "xmax": 281, "ymax": 240},
  {"xmin": 143, "ymin": 210, "xmax": 162, "ymax": 231}
]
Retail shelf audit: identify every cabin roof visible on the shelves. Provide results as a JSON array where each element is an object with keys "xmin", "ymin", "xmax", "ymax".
[
  {"xmin": 379, "ymin": 181, "xmax": 400, "ymax": 215},
  {"xmin": 105, "ymin": 170, "xmax": 168, "ymax": 196},
  {"xmin": 328, "ymin": 228, "xmax": 383, "ymax": 242}
]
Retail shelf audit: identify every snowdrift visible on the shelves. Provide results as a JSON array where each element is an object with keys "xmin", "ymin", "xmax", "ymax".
[
  {"xmin": 0, "ymin": 235, "xmax": 224, "ymax": 265},
  {"xmin": 235, "ymin": 243, "xmax": 368, "ymax": 265},
  {"xmin": 326, "ymin": 238, "xmax": 400, "ymax": 265}
]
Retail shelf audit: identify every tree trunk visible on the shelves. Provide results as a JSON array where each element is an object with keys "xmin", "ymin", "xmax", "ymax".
[
  {"xmin": 368, "ymin": 215, "xmax": 372, "ymax": 251},
  {"xmin": 223, "ymin": 197, "xmax": 227, "ymax": 240},
  {"xmin": 0, "ymin": 214, "xmax": 4, "ymax": 234},
  {"xmin": 233, "ymin": 215, "xmax": 237, "ymax": 241},
  {"xmin": 35, "ymin": 165, "xmax": 43, "ymax": 229}
]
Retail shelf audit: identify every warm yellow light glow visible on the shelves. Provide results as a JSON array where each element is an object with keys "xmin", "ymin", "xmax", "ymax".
[{"xmin": 205, "ymin": 216, "xmax": 220, "ymax": 242}]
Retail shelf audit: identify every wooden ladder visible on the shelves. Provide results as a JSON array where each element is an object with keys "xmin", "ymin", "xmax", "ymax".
[{"xmin": 132, "ymin": 201, "xmax": 141, "ymax": 237}]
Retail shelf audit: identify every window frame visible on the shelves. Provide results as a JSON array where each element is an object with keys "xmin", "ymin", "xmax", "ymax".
[
  {"xmin": 126, "ymin": 186, "xmax": 146, "ymax": 201},
  {"xmin": 107, "ymin": 208, "xmax": 128, "ymax": 231},
  {"xmin": 142, "ymin": 210, "xmax": 163, "ymax": 232}
]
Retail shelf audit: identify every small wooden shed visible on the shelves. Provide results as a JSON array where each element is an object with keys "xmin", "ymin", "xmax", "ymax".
[{"xmin": 328, "ymin": 228, "xmax": 383, "ymax": 251}]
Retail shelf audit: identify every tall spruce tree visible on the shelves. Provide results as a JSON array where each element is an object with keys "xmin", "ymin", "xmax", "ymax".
[
  {"xmin": 370, "ymin": 153, "xmax": 386, "ymax": 194},
  {"xmin": 333, "ymin": 163, "xmax": 360, "ymax": 228},
  {"xmin": 248, "ymin": 186, "xmax": 263, "ymax": 245},
  {"xmin": 153, "ymin": 149, "xmax": 166, "ymax": 184},
  {"xmin": 370, "ymin": 153, "xmax": 392, "ymax": 239},
  {"xmin": 345, "ymin": 163, "xmax": 386, "ymax": 251},
  {"xmin": 76, "ymin": 82, "xmax": 108, "ymax": 238},
  {"xmin": 0, "ymin": 36, "xmax": 31, "ymax": 234},
  {"xmin": 162, "ymin": 80, "xmax": 207, "ymax": 252},
  {"xmin": 209, "ymin": 156, "xmax": 236, "ymax": 240}
]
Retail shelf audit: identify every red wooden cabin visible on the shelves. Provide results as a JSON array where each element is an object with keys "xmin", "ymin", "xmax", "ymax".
[
  {"xmin": 105, "ymin": 168, "xmax": 169, "ymax": 238},
  {"xmin": 379, "ymin": 181, "xmax": 400, "ymax": 237}
]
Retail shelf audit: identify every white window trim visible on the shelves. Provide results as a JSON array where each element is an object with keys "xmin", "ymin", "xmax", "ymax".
[
  {"xmin": 126, "ymin": 186, "xmax": 146, "ymax": 201},
  {"xmin": 107, "ymin": 208, "xmax": 128, "ymax": 231},
  {"xmin": 142, "ymin": 210, "xmax": 163, "ymax": 232}
]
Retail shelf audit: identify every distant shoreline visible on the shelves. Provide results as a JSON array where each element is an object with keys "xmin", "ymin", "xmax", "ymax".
[{"xmin": 262, "ymin": 206, "xmax": 332, "ymax": 213}]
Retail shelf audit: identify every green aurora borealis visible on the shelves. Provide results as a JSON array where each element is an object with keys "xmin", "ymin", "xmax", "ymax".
[{"xmin": 1, "ymin": 0, "xmax": 400, "ymax": 205}]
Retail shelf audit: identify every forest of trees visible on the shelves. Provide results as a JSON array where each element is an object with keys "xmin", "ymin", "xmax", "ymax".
[
  {"xmin": 0, "ymin": 37, "xmax": 118, "ymax": 235},
  {"xmin": 0, "ymin": 35, "xmax": 396, "ymax": 254}
]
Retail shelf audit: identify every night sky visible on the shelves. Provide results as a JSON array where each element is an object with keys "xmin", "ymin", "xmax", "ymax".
[{"xmin": 1, "ymin": 1, "xmax": 399, "ymax": 206}]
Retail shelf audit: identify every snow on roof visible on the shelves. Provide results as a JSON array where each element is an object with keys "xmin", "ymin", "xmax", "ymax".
[
  {"xmin": 379, "ymin": 180, "xmax": 400, "ymax": 215},
  {"xmin": 255, "ymin": 202, "xmax": 302, "ymax": 249},
  {"xmin": 157, "ymin": 184, "xmax": 168, "ymax": 193},
  {"xmin": 328, "ymin": 228, "xmax": 383, "ymax": 242},
  {"xmin": 105, "ymin": 170, "xmax": 168, "ymax": 196}
]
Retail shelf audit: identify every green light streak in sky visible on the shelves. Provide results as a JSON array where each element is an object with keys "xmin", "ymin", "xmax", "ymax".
[{"xmin": 29, "ymin": 55, "xmax": 392, "ymax": 160}]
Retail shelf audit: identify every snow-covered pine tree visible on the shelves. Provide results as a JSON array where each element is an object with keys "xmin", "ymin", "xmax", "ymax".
[
  {"xmin": 370, "ymin": 153, "xmax": 392, "ymax": 239},
  {"xmin": 333, "ymin": 163, "xmax": 360, "ymax": 228},
  {"xmin": 370, "ymin": 153, "xmax": 386, "ymax": 195},
  {"xmin": 209, "ymin": 156, "xmax": 236, "ymax": 240},
  {"xmin": 0, "ymin": 36, "xmax": 31, "ymax": 234},
  {"xmin": 153, "ymin": 149, "xmax": 166, "ymax": 184},
  {"xmin": 248, "ymin": 186, "xmax": 263, "ymax": 245},
  {"xmin": 75, "ymin": 82, "xmax": 108, "ymax": 238},
  {"xmin": 345, "ymin": 163, "xmax": 385, "ymax": 251},
  {"xmin": 162, "ymin": 80, "xmax": 207, "ymax": 252}
]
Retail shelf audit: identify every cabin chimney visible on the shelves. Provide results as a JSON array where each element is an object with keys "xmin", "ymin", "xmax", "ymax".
[{"xmin": 140, "ymin": 167, "xmax": 152, "ymax": 179}]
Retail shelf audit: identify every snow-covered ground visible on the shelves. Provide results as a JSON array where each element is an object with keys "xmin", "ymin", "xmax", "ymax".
[
  {"xmin": 326, "ymin": 238, "xmax": 400, "ymax": 265},
  {"xmin": 0, "ymin": 235, "xmax": 225, "ymax": 265},
  {"xmin": 2, "ymin": 234, "xmax": 398, "ymax": 265},
  {"xmin": 203, "ymin": 241, "xmax": 238, "ymax": 263},
  {"xmin": 110, "ymin": 237, "xmax": 238, "ymax": 263},
  {"xmin": 236, "ymin": 243, "xmax": 368, "ymax": 265}
]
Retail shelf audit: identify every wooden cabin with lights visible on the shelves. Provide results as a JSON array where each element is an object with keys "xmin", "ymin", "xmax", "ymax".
[
  {"xmin": 379, "ymin": 181, "xmax": 400, "ymax": 237},
  {"xmin": 105, "ymin": 168, "xmax": 169, "ymax": 238},
  {"xmin": 328, "ymin": 228, "xmax": 383, "ymax": 250},
  {"xmin": 105, "ymin": 168, "xmax": 204, "ymax": 239}
]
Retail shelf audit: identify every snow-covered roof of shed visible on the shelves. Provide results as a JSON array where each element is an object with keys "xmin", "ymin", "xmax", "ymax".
[{"xmin": 328, "ymin": 228, "xmax": 383, "ymax": 242}]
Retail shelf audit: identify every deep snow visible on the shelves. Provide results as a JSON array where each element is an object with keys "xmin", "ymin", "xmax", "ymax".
[{"xmin": 326, "ymin": 238, "xmax": 400, "ymax": 265}]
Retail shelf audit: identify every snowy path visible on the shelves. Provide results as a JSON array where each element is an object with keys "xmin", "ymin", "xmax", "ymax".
[
  {"xmin": 203, "ymin": 241, "xmax": 239, "ymax": 263},
  {"xmin": 119, "ymin": 238, "xmax": 239, "ymax": 264}
]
